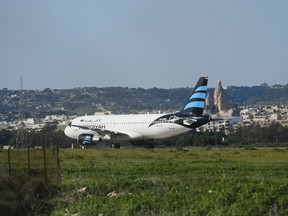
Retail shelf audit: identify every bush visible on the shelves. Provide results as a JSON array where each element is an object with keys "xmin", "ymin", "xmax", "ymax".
[{"xmin": 0, "ymin": 173, "xmax": 56, "ymax": 216}]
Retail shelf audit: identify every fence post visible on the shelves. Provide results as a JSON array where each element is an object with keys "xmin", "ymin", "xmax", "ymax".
[
  {"xmin": 27, "ymin": 139, "xmax": 34, "ymax": 179},
  {"xmin": 7, "ymin": 143, "xmax": 15, "ymax": 175},
  {"xmin": 56, "ymin": 144, "xmax": 61, "ymax": 185},
  {"xmin": 43, "ymin": 135, "xmax": 54, "ymax": 184},
  {"xmin": 43, "ymin": 144, "xmax": 47, "ymax": 184}
]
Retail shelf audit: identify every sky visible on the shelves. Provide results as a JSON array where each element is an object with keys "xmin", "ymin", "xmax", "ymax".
[{"xmin": 0, "ymin": 0, "xmax": 287, "ymax": 90}]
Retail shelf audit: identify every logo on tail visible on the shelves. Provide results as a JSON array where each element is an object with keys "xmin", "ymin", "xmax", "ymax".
[
  {"xmin": 149, "ymin": 77, "xmax": 210, "ymax": 129},
  {"xmin": 181, "ymin": 77, "xmax": 208, "ymax": 115}
]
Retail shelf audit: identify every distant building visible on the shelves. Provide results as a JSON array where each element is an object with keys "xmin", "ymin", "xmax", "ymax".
[{"xmin": 260, "ymin": 81, "xmax": 268, "ymax": 87}]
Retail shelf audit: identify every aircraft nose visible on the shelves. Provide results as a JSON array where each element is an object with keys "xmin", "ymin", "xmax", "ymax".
[
  {"xmin": 64, "ymin": 123, "xmax": 74, "ymax": 138},
  {"xmin": 64, "ymin": 125, "xmax": 70, "ymax": 137}
]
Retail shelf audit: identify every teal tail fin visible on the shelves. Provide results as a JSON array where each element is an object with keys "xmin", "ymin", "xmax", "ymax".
[{"xmin": 181, "ymin": 77, "xmax": 208, "ymax": 115}]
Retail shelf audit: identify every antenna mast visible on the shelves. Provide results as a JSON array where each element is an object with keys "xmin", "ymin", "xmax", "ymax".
[
  {"xmin": 19, "ymin": 76, "xmax": 24, "ymax": 121},
  {"xmin": 16, "ymin": 76, "xmax": 25, "ymax": 148}
]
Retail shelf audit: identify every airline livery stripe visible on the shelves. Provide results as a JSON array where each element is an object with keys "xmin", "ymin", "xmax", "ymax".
[
  {"xmin": 195, "ymin": 86, "xmax": 207, "ymax": 92},
  {"xmin": 190, "ymin": 92, "xmax": 206, "ymax": 99},
  {"xmin": 184, "ymin": 101, "xmax": 205, "ymax": 110}
]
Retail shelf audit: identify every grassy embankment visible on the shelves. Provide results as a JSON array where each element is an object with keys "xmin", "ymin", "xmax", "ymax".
[{"xmin": 1, "ymin": 147, "xmax": 288, "ymax": 215}]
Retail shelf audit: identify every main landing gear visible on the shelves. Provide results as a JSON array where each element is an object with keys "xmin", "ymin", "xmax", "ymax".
[{"xmin": 110, "ymin": 143, "xmax": 121, "ymax": 149}]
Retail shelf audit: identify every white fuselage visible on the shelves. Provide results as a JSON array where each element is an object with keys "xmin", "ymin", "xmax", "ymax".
[{"xmin": 64, "ymin": 113, "xmax": 191, "ymax": 141}]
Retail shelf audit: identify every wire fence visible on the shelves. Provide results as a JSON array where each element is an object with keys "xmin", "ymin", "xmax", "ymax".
[{"xmin": 1, "ymin": 144, "xmax": 61, "ymax": 186}]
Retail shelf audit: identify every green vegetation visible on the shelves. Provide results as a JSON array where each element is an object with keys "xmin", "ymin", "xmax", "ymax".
[
  {"xmin": 58, "ymin": 148, "xmax": 288, "ymax": 215},
  {"xmin": 2, "ymin": 147, "xmax": 287, "ymax": 215},
  {"xmin": 227, "ymin": 123, "xmax": 288, "ymax": 146},
  {"xmin": 175, "ymin": 122, "xmax": 288, "ymax": 147},
  {"xmin": 0, "ymin": 149, "xmax": 60, "ymax": 216},
  {"xmin": 2, "ymin": 122, "xmax": 288, "ymax": 148}
]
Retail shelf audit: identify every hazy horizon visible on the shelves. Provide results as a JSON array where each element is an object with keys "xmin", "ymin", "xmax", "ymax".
[{"xmin": 1, "ymin": 76, "xmax": 286, "ymax": 91}]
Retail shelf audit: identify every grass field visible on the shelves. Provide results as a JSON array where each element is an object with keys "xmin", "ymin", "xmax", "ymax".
[
  {"xmin": 51, "ymin": 147, "xmax": 288, "ymax": 216},
  {"xmin": 1, "ymin": 147, "xmax": 288, "ymax": 215}
]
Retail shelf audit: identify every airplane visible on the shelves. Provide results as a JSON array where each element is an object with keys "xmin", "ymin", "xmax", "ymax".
[{"xmin": 64, "ymin": 77, "xmax": 211, "ymax": 148}]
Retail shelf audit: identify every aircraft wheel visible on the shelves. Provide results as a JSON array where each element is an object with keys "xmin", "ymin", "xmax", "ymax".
[
  {"xmin": 144, "ymin": 142, "xmax": 155, "ymax": 148},
  {"xmin": 113, "ymin": 143, "xmax": 121, "ymax": 149}
]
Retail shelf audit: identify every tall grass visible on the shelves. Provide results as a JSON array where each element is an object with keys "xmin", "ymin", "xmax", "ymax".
[
  {"xmin": 50, "ymin": 147, "xmax": 288, "ymax": 216},
  {"xmin": 1, "ymin": 148, "xmax": 287, "ymax": 215}
]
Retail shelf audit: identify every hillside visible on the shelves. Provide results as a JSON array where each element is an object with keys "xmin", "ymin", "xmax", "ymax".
[{"xmin": 0, "ymin": 84, "xmax": 288, "ymax": 121}]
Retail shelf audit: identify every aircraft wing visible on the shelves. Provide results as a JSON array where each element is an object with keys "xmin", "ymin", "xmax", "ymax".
[
  {"xmin": 211, "ymin": 116, "xmax": 243, "ymax": 124},
  {"xmin": 211, "ymin": 116, "xmax": 242, "ymax": 121},
  {"xmin": 211, "ymin": 117, "xmax": 226, "ymax": 122}
]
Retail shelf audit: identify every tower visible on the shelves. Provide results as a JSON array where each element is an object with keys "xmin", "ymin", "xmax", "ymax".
[
  {"xmin": 19, "ymin": 76, "xmax": 24, "ymax": 122},
  {"xmin": 16, "ymin": 76, "xmax": 25, "ymax": 148}
]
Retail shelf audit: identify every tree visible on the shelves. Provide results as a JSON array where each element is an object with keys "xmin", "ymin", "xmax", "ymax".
[{"xmin": 0, "ymin": 129, "xmax": 15, "ymax": 145}]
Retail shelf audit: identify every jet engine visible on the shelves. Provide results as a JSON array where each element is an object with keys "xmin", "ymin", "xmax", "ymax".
[{"xmin": 77, "ymin": 134, "xmax": 102, "ymax": 145}]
